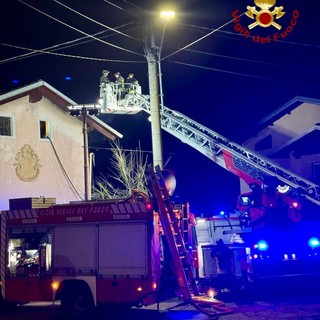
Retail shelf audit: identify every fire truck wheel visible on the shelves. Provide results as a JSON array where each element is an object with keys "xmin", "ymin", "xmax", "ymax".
[{"xmin": 61, "ymin": 283, "xmax": 95, "ymax": 318}]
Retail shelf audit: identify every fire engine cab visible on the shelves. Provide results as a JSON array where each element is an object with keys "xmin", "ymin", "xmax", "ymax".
[{"xmin": 0, "ymin": 195, "xmax": 160, "ymax": 316}]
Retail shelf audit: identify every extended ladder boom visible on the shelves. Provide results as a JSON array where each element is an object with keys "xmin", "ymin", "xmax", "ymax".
[{"xmin": 100, "ymin": 87, "xmax": 320, "ymax": 206}]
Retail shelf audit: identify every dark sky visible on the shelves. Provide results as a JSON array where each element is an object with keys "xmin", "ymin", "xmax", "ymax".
[{"xmin": 1, "ymin": 0, "xmax": 320, "ymax": 215}]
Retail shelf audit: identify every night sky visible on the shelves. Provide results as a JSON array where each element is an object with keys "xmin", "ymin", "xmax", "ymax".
[{"xmin": 1, "ymin": 0, "xmax": 320, "ymax": 215}]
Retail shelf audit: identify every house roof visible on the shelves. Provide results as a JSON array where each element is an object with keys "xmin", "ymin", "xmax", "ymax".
[
  {"xmin": 240, "ymin": 96, "xmax": 320, "ymax": 143},
  {"xmin": 0, "ymin": 80, "xmax": 122, "ymax": 140}
]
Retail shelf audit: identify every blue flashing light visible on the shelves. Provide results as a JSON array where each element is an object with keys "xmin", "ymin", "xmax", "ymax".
[
  {"xmin": 308, "ymin": 237, "xmax": 320, "ymax": 249},
  {"xmin": 219, "ymin": 211, "xmax": 225, "ymax": 216},
  {"xmin": 12, "ymin": 79, "xmax": 19, "ymax": 84},
  {"xmin": 256, "ymin": 240, "xmax": 269, "ymax": 251},
  {"xmin": 65, "ymin": 76, "xmax": 72, "ymax": 81}
]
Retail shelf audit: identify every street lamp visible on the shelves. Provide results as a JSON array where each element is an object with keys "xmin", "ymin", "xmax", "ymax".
[{"xmin": 144, "ymin": 10, "xmax": 175, "ymax": 169}]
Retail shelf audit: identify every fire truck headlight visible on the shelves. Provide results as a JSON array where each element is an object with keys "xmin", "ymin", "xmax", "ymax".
[
  {"xmin": 152, "ymin": 282, "xmax": 157, "ymax": 290},
  {"xmin": 51, "ymin": 281, "xmax": 59, "ymax": 291}
]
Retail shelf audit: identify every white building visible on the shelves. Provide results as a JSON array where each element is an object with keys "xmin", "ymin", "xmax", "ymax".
[
  {"xmin": 241, "ymin": 96, "xmax": 320, "ymax": 192},
  {"xmin": 0, "ymin": 80, "xmax": 122, "ymax": 210}
]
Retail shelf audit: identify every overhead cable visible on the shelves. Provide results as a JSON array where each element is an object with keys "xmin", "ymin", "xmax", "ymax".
[
  {"xmin": 120, "ymin": 0, "xmax": 144, "ymax": 11},
  {"xmin": 184, "ymin": 48, "xmax": 306, "ymax": 71},
  {"xmin": 102, "ymin": 0, "xmax": 136, "ymax": 15},
  {"xmin": 52, "ymin": 0, "xmax": 140, "ymax": 40},
  {"xmin": 47, "ymin": 136, "xmax": 83, "ymax": 200},
  {"xmin": 0, "ymin": 43, "xmax": 145, "ymax": 64},
  {"xmin": 162, "ymin": 12, "xmax": 246, "ymax": 61},
  {"xmin": 180, "ymin": 23, "xmax": 320, "ymax": 49},
  {"xmin": 1, "ymin": 23, "xmax": 140, "ymax": 65},
  {"xmin": 17, "ymin": 0, "xmax": 144, "ymax": 57},
  {"xmin": 168, "ymin": 60, "xmax": 302, "ymax": 84}
]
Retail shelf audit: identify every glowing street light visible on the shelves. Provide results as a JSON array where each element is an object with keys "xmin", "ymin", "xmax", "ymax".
[{"xmin": 160, "ymin": 10, "xmax": 176, "ymax": 19}]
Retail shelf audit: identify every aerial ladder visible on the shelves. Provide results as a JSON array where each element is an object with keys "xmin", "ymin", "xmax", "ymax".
[
  {"xmin": 99, "ymin": 82, "xmax": 320, "ymax": 208},
  {"xmin": 147, "ymin": 164, "xmax": 233, "ymax": 317},
  {"xmin": 98, "ymin": 81, "xmax": 320, "ymax": 316}
]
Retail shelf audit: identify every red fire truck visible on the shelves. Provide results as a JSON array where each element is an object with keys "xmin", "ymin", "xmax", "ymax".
[{"xmin": 0, "ymin": 195, "xmax": 161, "ymax": 316}]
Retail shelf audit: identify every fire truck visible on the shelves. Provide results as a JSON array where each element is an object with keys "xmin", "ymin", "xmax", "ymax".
[
  {"xmin": 98, "ymin": 82, "xmax": 320, "ymax": 284},
  {"xmin": 0, "ymin": 179, "xmax": 233, "ymax": 318},
  {"xmin": 0, "ymin": 194, "xmax": 162, "ymax": 316}
]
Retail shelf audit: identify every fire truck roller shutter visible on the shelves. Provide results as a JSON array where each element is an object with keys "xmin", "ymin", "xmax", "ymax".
[
  {"xmin": 98, "ymin": 222, "xmax": 148, "ymax": 276},
  {"xmin": 53, "ymin": 225, "xmax": 95, "ymax": 273}
]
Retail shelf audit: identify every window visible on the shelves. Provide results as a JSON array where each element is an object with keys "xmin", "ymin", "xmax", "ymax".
[
  {"xmin": 8, "ymin": 227, "xmax": 52, "ymax": 276},
  {"xmin": 39, "ymin": 120, "xmax": 50, "ymax": 139},
  {"xmin": 0, "ymin": 116, "xmax": 13, "ymax": 136}
]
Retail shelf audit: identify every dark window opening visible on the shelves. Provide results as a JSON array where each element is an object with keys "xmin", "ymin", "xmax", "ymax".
[
  {"xmin": 40, "ymin": 120, "xmax": 49, "ymax": 139},
  {"xmin": 0, "ymin": 116, "xmax": 12, "ymax": 136}
]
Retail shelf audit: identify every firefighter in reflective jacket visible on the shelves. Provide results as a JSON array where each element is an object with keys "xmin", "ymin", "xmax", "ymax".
[
  {"xmin": 100, "ymin": 69, "xmax": 110, "ymax": 84},
  {"xmin": 114, "ymin": 72, "xmax": 125, "ymax": 99},
  {"xmin": 125, "ymin": 72, "xmax": 139, "ymax": 94}
]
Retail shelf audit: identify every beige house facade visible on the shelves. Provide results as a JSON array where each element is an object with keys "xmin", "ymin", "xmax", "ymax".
[
  {"xmin": 0, "ymin": 80, "xmax": 121, "ymax": 210},
  {"xmin": 241, "ymin": 96, "xmax": 320, "ymax": 192}
]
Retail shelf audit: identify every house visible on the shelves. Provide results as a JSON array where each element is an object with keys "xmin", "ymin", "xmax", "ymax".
[
  {"xmin": 240, "ymin": 96, "xmax": 320, "ymax": 192},
  {"xmin": 0, "ymin": 80, "xmax": 122, "ymax": 210}
]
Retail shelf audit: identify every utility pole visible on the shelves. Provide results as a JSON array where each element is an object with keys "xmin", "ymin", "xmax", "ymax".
[
  {"xmin": 69, "ymin": 105, "xmax": 99, "ymax": 201},
  {"xmin": 81, "ymin": 107, "xmax": 90, "ymax": 201},
  {"xmin": 144, "ymin": 24, "xmax": 163, "ymax": 169}
]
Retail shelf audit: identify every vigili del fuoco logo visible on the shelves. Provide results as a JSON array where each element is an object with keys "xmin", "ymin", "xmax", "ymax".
[{"xmin": 231, "ymin": 0, "xmax": 299, "ymax": 44}]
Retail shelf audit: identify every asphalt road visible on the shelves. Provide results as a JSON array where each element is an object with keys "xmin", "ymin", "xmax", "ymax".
[{"xmin": 1, "ymin": 294, "xmax": 320, "ymax": 320}]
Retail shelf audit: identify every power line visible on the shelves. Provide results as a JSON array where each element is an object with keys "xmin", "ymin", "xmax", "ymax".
[
  {"xmin": 52, "ymin": 0, "xmax": 140, "ymax": 40},
  {"xmin": 17, "ymin": 0, "xmax": 144, "ymax": 57},
  {"xmin": 162, "ymin": 12, "xmax": 246, "ymax": 61},
  {"xmin": 0, "ymin": 24, "xmax": 141, "ymax": 65},
  {"xmin": 1, "ymin": 24, "xmax": 142, "ymax": 65},
  {"xmin": 183, "ymin": 48, "xmax": 306, "ymax": 71},
  {"xmin": 120, "ymin": 0, "xmax": 145, "ymax": 12},
  {"xmin": 89, "ymin": 145, "xmax": 186, "ymax": 156},
  {"xmin": 102, "ymin": 0, "xmax": 140, "ymax": 16},
  {"xmin": 180, "ymin": 23, "xmax": 320, "ymax": 49},
  {"xmin": 0, "ymin": 42, "xmax": 145, "ymax": 64},
  {"xmin": 168, "ymin": 60, "xmax": 303, "ymax": 84},
  {"xmin": 47, "ymin": 136, "xmax": 83, "ymax": 200}
]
